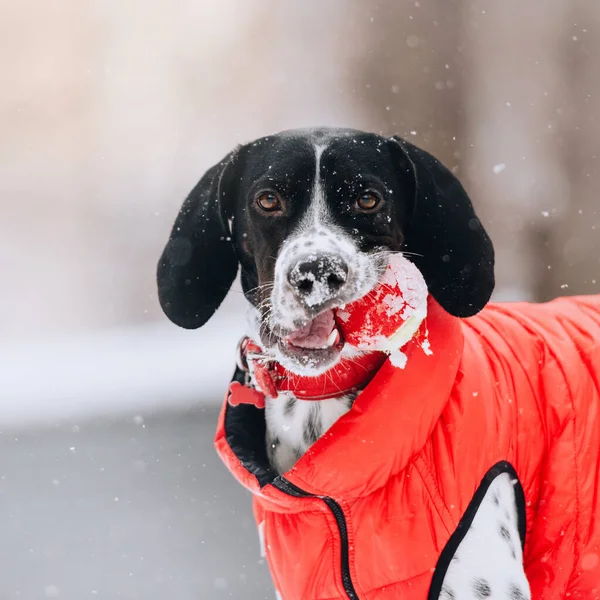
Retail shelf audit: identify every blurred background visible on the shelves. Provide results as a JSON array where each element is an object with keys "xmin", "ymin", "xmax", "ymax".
[{"xmin": 1, "ymin": 1, "xmax": 598, "ymax": 598}]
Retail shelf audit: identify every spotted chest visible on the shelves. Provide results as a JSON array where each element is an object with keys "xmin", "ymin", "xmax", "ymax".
[
  {"xmin": 264, "ymin": 393, "xmax": 356, "ymax": 475},
  {"xmin": 438, "ymin": 472, "xmax": 530, "ymax": 600}
]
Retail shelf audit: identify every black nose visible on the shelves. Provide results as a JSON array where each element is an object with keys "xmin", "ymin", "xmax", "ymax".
[{"xmin": 288, "ymin": 254, "xmax": 349, "ymax": 303}]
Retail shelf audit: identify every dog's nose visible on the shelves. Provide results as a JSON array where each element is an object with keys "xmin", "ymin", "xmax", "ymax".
[{"xmin": 288, "ymin": 254, "xmax": 349, "ymax": 305}]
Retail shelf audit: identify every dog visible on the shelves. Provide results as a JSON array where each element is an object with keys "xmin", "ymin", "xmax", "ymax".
[
  {"xmin": 157, "ymin": 128, "xmax": 600, "ymax": 599},
  {"xmin": 157, "ymin": 127, "xmax": 494, "ymax": 475}
]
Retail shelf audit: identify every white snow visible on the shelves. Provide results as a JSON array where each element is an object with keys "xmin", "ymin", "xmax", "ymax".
[
  {"xmin": 336, "ymin": 308, "xmax": 351, "ymax": 323},
  {"xmin": 389, "ymin": 349, "xmax": 408, "ymax": 369},
  {"xmin": 0, "ymin": 293, "xmax": 246, "ymax": 431},
  {"xmin": 382, "ymin": 293, "xmax": 406, "ymax": 316},
  {"xmin": 493, "ymin": 163, "xmax": 506, "ymax": 174},
  {"xmin": 421, "ymin": 337, "xmax": 433, "ymax": 356}
]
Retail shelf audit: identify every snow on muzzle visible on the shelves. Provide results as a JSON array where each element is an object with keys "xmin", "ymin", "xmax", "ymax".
[{"xmin": 287, "ymin": 254, "xmax": 349, "ymax": 308}]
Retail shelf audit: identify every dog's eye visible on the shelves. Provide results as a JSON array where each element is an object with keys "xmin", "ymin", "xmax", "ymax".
[
  {"xmin": 356, "ymin": 192, "xmax": 381, "ymax": 211},
  {"xmin": 256, "ymin": 191, "xmax": 282, "ymax": 212}
]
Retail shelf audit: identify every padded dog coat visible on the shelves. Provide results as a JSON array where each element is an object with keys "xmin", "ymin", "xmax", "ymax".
[{"xmin": 215, "ymin": 295, "xmax": 600, "ymax": 599}]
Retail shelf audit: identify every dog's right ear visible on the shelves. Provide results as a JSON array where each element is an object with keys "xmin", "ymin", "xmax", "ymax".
[{"xmin": 157, "ymin": 150, "xmax": 240, "ymax": 329}]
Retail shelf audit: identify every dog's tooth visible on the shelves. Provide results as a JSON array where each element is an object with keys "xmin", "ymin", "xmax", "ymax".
[{"xmin": 326, "ymin": 329, "xmax": 338, "ymax": 347}]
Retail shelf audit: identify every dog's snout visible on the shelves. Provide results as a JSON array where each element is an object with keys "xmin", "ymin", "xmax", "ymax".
[{"xmin": 288, "ymin": 254, "xmax": 349, "ymax": 305}]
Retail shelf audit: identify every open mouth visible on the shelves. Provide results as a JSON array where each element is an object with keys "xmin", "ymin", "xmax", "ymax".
[
  {"xmin": 286, "ymin": 310, "xmax": 341, "ymax": 349},
  {"xmin": 275, "ymin": 309, "xmax": 345, "ymax": 371}
]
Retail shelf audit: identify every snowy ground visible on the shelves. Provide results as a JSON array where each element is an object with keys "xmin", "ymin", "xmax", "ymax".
[
  {"xmin": 0, "ymin": 291, "xmax": 276, "ymax": 598},
  {"xmin": 0, "ymin": 406, "xmax": 274, "ymax": 599},
  {"xmin": 0, "ymin": 290, "xmax": 249, "ymax": 431}
]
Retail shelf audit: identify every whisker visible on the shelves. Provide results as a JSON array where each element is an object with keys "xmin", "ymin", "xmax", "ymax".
[{"xmin": 244, "ymin": 282, "xmax": 276, "ymax": 296}]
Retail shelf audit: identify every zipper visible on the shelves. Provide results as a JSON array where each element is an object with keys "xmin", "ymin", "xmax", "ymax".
[{"xmin": 272, "ymin": 477, "xmax": 359, "ymax": 600}]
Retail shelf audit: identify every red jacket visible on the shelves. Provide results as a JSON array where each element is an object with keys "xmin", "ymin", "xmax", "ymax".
[{"xmin": 215, "ymin": 295, "xmax": 600, "ymax": 599}]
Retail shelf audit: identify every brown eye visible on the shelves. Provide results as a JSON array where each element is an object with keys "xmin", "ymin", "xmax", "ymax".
[
  {"xmin": 256, "ymin": 191, "xmax": 282, "ymax": 212},
  {"xmin": 356, "ymin": 192, "xmax": 381, "ymax": 211}
]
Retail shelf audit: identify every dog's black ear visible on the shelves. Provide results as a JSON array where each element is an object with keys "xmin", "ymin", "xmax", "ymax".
[
  {"xmin": 157, "ymin": 151, "xmax": 240, "ymax": 329},
  {"xmin": 391, "ymin": 136, "xmax": 495, "ymax": 317}
]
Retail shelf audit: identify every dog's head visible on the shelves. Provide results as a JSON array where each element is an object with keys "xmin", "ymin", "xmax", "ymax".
[{"xmin": 157, "ymin": 128, "xmax": 494, "ymax": 375}]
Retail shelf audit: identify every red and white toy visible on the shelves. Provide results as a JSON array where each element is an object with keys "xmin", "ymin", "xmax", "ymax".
[{"xmin": 336, "ymin": 252, "xmax": 431, "ymax": 367}]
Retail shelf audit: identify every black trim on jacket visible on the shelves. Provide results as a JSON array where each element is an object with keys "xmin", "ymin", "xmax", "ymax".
[{"xmin": 428, "ymin": 460, "xmax": 527, "ymax": 599}]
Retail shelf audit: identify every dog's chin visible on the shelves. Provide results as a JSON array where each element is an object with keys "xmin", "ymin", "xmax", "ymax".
[{"xmin": 272, "ymin": 336, "xmax": 345, "ymax": 376}]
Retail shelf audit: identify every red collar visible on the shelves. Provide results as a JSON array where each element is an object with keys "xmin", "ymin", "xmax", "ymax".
[{"xmin": 228, "ymin": 337, "xmax": 387, "ymax": 407}]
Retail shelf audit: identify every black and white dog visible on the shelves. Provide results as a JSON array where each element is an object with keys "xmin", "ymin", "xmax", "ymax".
[{"xmin": 157, "ymin": 128, "xmax": 529, "ymax": 598}]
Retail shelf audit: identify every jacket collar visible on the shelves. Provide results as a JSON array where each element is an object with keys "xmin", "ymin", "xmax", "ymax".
[{"xmin": 215, "ymin": 297, "xmax": 464, "ymax": 502}]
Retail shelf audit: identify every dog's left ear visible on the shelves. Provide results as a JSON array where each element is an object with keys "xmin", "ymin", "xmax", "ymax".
[
  {"xmin": 157, "ymin": 150, "xmax": 241, "ymax": 329},
  {"xmin": 391, "ymin": 136, "xmax": 495, "ymax": 317}
]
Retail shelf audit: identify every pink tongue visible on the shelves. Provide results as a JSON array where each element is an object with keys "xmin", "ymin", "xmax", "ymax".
[{"xmin": 287, "ymin": 310, "xmax": 335, "ymax": 349}]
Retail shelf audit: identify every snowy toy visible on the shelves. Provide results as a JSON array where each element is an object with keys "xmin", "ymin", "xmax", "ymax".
[
  {"xmin": 336, "ymin": 252, "xmax": 431, "ymax": 367},
  {"xmin": 230, "ymin": 253, "xmax": 431, "ymax": 404}
]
